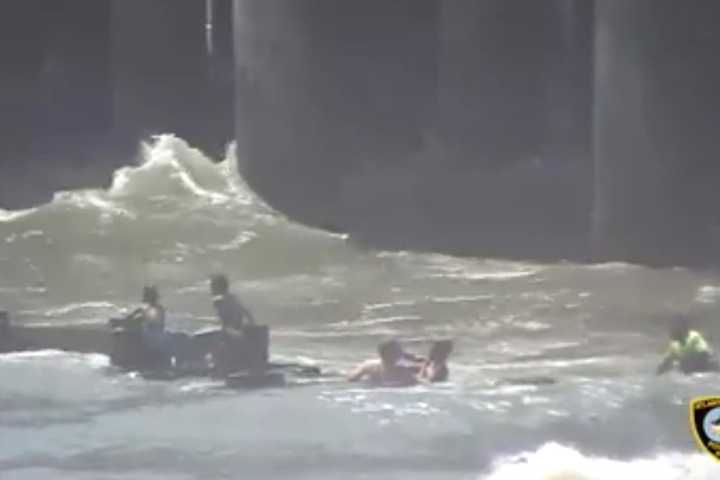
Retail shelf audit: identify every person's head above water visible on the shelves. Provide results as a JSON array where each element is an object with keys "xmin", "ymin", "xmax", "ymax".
[
  {"xmin": 378, "ymin": 340, "xmax": 404, "ymax": 366},
  {"xmin": 142, "ymin": 286, "xmax": 159, "ymax": 305},
  {"xmin": 670, "ymin": 316, "xmax": 691, "ymax": 342},
  {"xmin": 210, "ymin": 274, "xmax": 230, "ymax": 296},
  {"xmin": 429, "ymin": 340, "xmax": 453, "ymax": 363}
]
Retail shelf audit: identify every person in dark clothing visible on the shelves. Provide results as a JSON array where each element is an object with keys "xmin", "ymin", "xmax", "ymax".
[
  {"xmin": 210, "ymin": 274, "xmax": 255, "ymax": 331},
  {"xmin": 209, "ymin": 274, "xmax": 256, "ymax": 374}
]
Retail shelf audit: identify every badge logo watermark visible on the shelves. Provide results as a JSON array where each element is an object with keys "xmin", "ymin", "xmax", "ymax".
[{"xmin": 690, "ymin": 396, "xmax": 720, "ymax": 462}]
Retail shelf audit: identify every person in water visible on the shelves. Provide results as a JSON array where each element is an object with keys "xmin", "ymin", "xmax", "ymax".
[
  {"xmin": 417, "ymin": 340, "xmax": 453, "ymax": 383},
  {"xmin": 210, "ymin": 274, "xmax": 255, "ymax": 332},
  {"xmin": 210, "ymin": 274, "xmax": 256, "ymax": 374},
  {"xmin": 656, "ymin": 316, "xmax": 717, "ymax": 375},
  {"xmin": 348, "ymin": 339, "xmax": 419, "ymax": 386},
  {"xmin": 125, "ymin": 286, "xmax": 169, "ymax": 358}
]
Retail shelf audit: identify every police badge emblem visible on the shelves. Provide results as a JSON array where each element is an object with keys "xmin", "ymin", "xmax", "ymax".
[{"xmin": 690, "ymin": 396, "xmax": 720, "ymax": 462}]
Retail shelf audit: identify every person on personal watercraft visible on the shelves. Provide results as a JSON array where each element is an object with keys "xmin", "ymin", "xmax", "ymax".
[
  {"xmin": 348, "ymin": 339, "xmax": 422, "ymax": 386},
  {"xmin": 209, "ymin": 274, "xmax": 258, "ymax": 374},
  {"xmin": 125, "ymin": 286, "xmax": 171, "ymax": 355},
  {"xmin": 210, "ymin": 274, "xmax": 255, "ymax": 332},
  {"xmin": 656, "ymin": 316, "xmax": 717, "ymax": 375}
]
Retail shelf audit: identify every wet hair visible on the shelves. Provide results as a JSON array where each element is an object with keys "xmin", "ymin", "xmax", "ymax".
[
  {"xmin": 378, "ymin": 339, "xmax": 403, "ymax": 364},
  {"xmin": 142, "ymin": 286, "xmax": 159, "ymax": 304},
  {"xmin": 670, "ymin": 316, "xmax": 690, "ymax": 342},
  {"xmin": 429, "ymin": 340, "xmax": 454, "ymax": 362},
  {"xmin": 210, "ymin": 274, "xmax": 229, "ymax": 294}
]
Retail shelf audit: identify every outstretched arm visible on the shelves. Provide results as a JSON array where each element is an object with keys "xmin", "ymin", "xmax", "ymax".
[
  {"xmin": 347, "ymin": 361, "xmax": 373, "ymax": 382},
  {"xmin": 402, "ymin": 351, "xmax": 426, "ymax": 364},
  {"xmin": 656, "ymin": 342, "xmax": 681, "ymax": 375},
  {"xmin": 415, "ymin": 362, "xmax": 432, "ymax": 384},
  {"xmin": 656, "ymin": 352, "xmax": 676, "ymax": 375}
]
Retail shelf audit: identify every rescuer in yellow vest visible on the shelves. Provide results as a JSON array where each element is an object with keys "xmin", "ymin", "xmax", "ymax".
[{"xmin": 657, "ymin": 316, "xmax": 717, "ymax": 375}]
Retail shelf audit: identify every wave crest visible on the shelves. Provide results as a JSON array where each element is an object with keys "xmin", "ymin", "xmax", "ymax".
[{"xmin": 482, "ymin": 443, "xmax": 718, "ymax": 480}]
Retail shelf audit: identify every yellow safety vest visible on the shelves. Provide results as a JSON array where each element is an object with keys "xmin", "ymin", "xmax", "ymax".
[{"xmin": 669, "ymin": 330, "xmax": 710, "ymax": 359}]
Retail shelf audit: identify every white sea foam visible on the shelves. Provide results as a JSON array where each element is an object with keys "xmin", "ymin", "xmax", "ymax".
[{"xmin": 482, "ymin": 443, "xmax": 719, "ymax": 480}]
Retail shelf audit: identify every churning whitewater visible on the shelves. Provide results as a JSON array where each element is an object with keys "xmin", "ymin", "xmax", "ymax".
[{"xmin": 1, "ymin": 135, "xmax": 720, "ymax": 479}]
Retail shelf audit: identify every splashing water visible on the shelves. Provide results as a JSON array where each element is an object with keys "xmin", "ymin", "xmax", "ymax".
[{"xmin": 1, "ymin": 135, "xmax": 719, "ymax": 479}]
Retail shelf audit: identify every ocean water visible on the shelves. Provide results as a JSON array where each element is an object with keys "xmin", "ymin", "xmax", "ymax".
[{"xmin": 1, "ymin": 135, "xmax": 719, "ymax": 479}]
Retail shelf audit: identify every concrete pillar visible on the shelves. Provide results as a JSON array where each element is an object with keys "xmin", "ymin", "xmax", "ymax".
[
  {"xmin": 541, "ymin": 0, "xmax": 594, "ymax": 163},
  {"xmin": 432, "ymin": 0, "xmax": 593, "ymax": 259},
  {"xmin": 438, "ymin": 0, "xmax": 550, "ymax": 168},
  {"xmin": 112, "ymin": 0, "xmax": 234, "ymax": 159},
  {"xmin": 0, "ymin": 1, "xmax": 50, "ymax": 149},
  {"xmin": 0, "ymin": 0, "xmax": 113, "ymax": 208},
  {"xmin": 0, "ymin": 1, "xmax": 112, "ymax": 139},
  {"xmin": 234, "ymin": 0, "xmax": 438, "ymax": 226},
  {"xmin": 438, "ymin": 0, "xmax": 593, "ymax": 169},
  {"xmin": 593, "ymin": 0, "xmax": 720, "ymax": 264}
]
